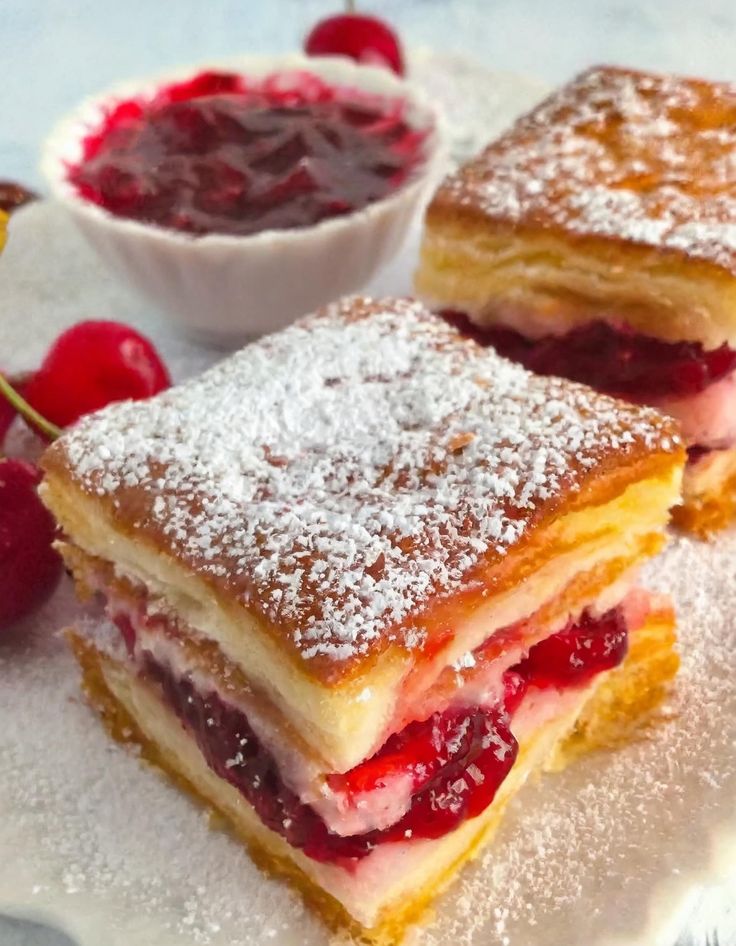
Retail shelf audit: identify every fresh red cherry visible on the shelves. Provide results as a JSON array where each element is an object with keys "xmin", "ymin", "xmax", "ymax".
[
  {"xmin": 304, "ymin": 13, "xmax": 405, "ymax": 75},
  {"xmin": 0, "ymin": 459, "xmax": 62, "ymax": 631},
  {"xmin": 23, "ymin": 321, "xmax": 170, "ymax": 429}
]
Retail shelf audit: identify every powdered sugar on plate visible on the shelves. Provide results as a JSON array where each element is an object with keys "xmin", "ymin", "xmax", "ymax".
[
  {"xmin": 408, "ymin": 50, "xmax": 547, "ymax": 164},
  {"xmin": 421, "ymin": 531, "xmax": 736, "ymax": 946}
]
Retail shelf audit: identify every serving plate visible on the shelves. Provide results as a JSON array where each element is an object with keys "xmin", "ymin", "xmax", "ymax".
[{"xmin": 1, "ymin": 61, "xmax": 735, "ymax": 946}]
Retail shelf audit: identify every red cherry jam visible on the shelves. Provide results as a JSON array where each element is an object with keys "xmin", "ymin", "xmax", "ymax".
[
  {"xmin": 144, "ymin": 650, "xmax": 516, "ymax": 867},
  {"xmin": 443, "ymin": 312, "xmax": 736, "ymax": 400},
  {"xmin": 686, "ymin": 444, "xmax": 712, "ymax": 465},
  {"xmin": 68, "ymin": 70, "xmax": 428, "ymax": 238},
  {"xmin": 326, "ymin": 706, "xmax": 517, "ymax": 836},
  {"xmin": 515, "ymin": 608, "xmax": 628, "ymax": 690},
  {"xmin": 138, "ymin": 606, "xmax": 626, "ymax": 866},
  {"xmin": 112, "ymin": 610, "xmax": 137, "ymax": 656}
]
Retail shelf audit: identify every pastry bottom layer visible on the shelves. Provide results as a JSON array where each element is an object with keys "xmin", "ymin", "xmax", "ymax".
[
  {"xmin": 674, "ymin": 446, "xmax": 736, "ymax": 538},
  {"xmin": 67, "ymin": 604, "xmax": 677, "ymax": 946}
]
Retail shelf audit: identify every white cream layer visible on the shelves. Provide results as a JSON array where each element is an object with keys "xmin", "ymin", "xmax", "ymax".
[
  {"xmin": 101, "ymin": 573, "xmax": 642, "ymax": 839},
  {"xmin": 654, "ymin": 369, "xmax": 736, "ymax": 450},
  {"xmin": 467, "ymin": 306, "xmax": 736, "ymax": 451},
  {"xmin": 97, "ymin": 650, "xmax": 608, "ymax": 929}
]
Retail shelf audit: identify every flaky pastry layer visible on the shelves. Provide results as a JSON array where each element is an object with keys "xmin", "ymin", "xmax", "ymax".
[
  {"xmin": 48, "ymin": 458, "xmax": 680, "ymax": 772},
  {"xmin": 672, "ymin": 446, "xmax": 736, "ymax": 537},
  {"xmin": 416, "ymin": 226, "xmax": 736, "ymax": 350},
  {"xmin": 419, "ymin": 66, "xmax": 736, "ymax": 349},
  {"xmin": 68, "ymin": 602, "xmax": 677, "ymax": 945}
]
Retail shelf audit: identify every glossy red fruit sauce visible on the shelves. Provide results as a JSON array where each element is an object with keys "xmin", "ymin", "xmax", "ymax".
[
  {"xmin": 443, "ymin": 311, "xmax": 736, "ymax": 400},
  {"xmin": 133, "ymin": 606, "xmax": 627, "ymax": 866},
  {"xmin": 23, "ymin": 320, "xmax": 170, "ymax": 429},
  {"xmin": 686, "ymin": 444, "xmax": 712, "ymax": 465},
  {"xmin": 0, "ymin": 459, "xmax": 62, "ymax": 630},
  {"xmin": 145, "ymin": 649, "xmax": 516, "ymax": 866},
  {"xmin": 515, "ymin": 608, "xmax": 628, "ymax": 690},
  {"xmin": 304, "ymin": 14, "xmax": 405, "ymax": 76},
  {"xmin": 68, "ymin": 70, "xmax": 426, "ymax": 237}
]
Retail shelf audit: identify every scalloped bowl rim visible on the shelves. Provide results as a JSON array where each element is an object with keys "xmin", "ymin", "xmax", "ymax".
[{"xmin": 40, "ymin": 52, "xmax": 446, "ymax": 251}]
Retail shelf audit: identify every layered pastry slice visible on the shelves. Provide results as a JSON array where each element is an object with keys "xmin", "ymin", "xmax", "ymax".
[
  {"xmin": 416, "ymin": 64, "xmax": 736, "ymax": 537},
  {"xmin": 41, "ymin": 297, "xmax": 684, "ymax": 945}
]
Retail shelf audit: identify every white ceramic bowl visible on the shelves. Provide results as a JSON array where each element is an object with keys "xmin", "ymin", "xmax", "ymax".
[{"xmin": 41, "ymin": 54, "xmax": 445, "ymax": 346}]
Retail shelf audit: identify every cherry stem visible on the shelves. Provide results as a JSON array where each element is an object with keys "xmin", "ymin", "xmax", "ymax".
[{"xmin": 0, "ymin": 374, "xmax": 61, "ymax": 441}]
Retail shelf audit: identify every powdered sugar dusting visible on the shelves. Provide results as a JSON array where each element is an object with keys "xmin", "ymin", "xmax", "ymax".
[
  {"xmin": 436, "ymin": 65, "xmax": 736, "ymax": 273},
  {"xmin": 51, "ymin": 296, "xmax": 679, "ymax": 670},
  {"xmin": 3, "ymin": 529, "xmax": 736, "ymax": 946},
  {"xmin": 1, "ymin": 75, "xmax": 734, "ymax": 946}
]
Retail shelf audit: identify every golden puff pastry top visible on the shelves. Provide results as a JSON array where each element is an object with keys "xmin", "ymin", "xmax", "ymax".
[
  {"xmin": 429, "ymin": 65, "xmax": 736, "ymax": 275},
  {"xmin": 42, "ymin": 297, "xmax": 682, "ymax": 683}
]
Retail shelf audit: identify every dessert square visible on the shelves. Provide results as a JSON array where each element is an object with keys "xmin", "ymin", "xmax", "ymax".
[
  {"xmin": 416, "ymin": 64, "xmax": 736, "ymax": 536},
  {"xmin": 41, "ymin": 296, "xmax": 685, "ymax": 943}
]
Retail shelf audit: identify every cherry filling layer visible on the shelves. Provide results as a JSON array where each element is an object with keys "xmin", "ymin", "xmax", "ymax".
[
  {"xmin": 68, "ymin": 69, "xmax": 428, "ymax": 237},
  {"xmin": 443, "ymin": 312, "xmax": 736, "ymax": 401},
  {"xmin": 126, "ymin": 606, "xmax": 628, "ymax": 868}
]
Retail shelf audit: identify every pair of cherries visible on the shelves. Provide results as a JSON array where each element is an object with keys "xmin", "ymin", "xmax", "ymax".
[{"xmin": 1, "ymin": 321, "xmax": 170, "ymax": 630}]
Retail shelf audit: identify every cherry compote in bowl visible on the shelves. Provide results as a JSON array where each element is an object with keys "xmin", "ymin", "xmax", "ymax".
[{"xmin": 42, "ymin": 55, "xmax": 443, "ymax": 345}]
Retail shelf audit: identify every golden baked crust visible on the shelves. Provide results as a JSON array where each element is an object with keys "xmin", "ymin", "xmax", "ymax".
[
  {"xmin": 672, "ymin": 446, "xmax": 736, "ymax": 537},
  {"xmin": 41, "ymin": 296, "xmax": 684, "ymax": 690},
  {"xmin": 551, "ymin": 601, "xmax": 678, "ymax": 764},
  {"xmin": 417, "ymin": 66, "xmax": 736, "ymax": 348},
  {"xmin": 67, "ymin": 601, "xmax": 678, "ymax": 946},
  {"xmin": 428, "ymin": 65, "xmax": 736, "ymax": 277}
]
